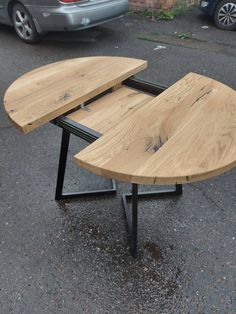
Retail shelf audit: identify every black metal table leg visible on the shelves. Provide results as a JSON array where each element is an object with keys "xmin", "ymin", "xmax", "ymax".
[
  {"xmin": 131, "ymin": 184, "xmax": 138, "ymax": 257},
  {"xmin": 55, "ymin": 129, "xmax": 70, "ymax": 200},
  {"xmin": 123, "ymin": 184, "xmax": 139, "ymax": 257},
  {"xmin": 122, "ymin": 183, "xmax": 182, "ymax": 257},
  {"xmin": 175, "ymin": 184, "xmax": 183, "ymax": 194},
  {"xmin": 55, "ymin": 128, "xmax": 117, "ymax": 200}
]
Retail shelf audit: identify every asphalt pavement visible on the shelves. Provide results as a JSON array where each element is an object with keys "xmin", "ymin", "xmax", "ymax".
[{"xmin": 0, "ymin": 7, "xmax": 235, "ymax": 314}]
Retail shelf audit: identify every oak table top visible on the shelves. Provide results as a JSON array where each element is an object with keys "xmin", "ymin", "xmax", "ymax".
[
  {"xmin": 4, "ymin": 57, "xmax": 236, "ymax": 186},
  {"xmin": 4, "ymin": 56, "xmax": 147, "ymax": 133},
  {"xmin": 74, "ymin": 72, "xmax": 236, "ymax": 185}
]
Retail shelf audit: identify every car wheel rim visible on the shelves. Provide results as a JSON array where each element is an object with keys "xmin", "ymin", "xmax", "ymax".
[
  {"xmin": 218, "ymin": 3, "xmax": 236, "ymax": 26},
  {"xmin": 14, "ymin": 9, "xmax": 32, "ymax": 40}
]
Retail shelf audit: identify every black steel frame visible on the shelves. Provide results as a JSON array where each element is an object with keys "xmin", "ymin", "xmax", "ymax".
[
  {"xmin": 53, "ymin": 122, "xmax": 117, "ymax": 201},
  {"xmin": 51, "ymin": 77, "xmax": 183, "ymax": 257}
]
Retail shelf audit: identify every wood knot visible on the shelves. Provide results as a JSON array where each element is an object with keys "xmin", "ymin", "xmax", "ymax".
[
  {"xmin": 60, "ymin": 92, "xmax": 71, "ymax": 102},
  {"xmin": 145, "ymin": 135, "xmax": 167, "ymax": 153}
]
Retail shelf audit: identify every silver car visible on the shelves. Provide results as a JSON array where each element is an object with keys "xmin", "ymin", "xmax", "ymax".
[{"xmin": 0, "ymin": 0, "xmax": 129, "ymax": 43}]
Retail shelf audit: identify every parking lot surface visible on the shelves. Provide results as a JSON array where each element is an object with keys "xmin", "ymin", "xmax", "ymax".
[{"xmin": 0, "ymin": 7, "xmax": 235, "ymax": 314}]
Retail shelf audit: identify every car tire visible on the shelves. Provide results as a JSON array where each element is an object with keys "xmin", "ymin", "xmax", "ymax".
[
  {"xmin": 12, "ymin": 3, "xmax": 40, "ymax": 43},
  {"xmin": 213, "ymin": 0, "xmax": 236, "ymax": 30}
]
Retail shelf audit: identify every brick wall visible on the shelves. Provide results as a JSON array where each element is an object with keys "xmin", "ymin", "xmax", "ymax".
[
  {"xmin": 130, "ymin": 0, "xmax": 194, "ymax": 10},
  {"xmin": 129, "ymin": 0, "xmax": 176, "ymax": 10}
]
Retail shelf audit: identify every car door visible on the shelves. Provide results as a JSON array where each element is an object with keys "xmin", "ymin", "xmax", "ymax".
[{"xmin": 0, "ymin": 0, "xmax": 7, "ymax": 21}]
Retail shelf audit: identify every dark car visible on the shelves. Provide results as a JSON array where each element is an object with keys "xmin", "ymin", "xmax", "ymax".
[
  {"xmin": 0, "ymin": 0, "xmax": 129, "ymax": 43},
  {"xmin": 199, "ymin": 0, "xmax": 236, "ymax": 30}
]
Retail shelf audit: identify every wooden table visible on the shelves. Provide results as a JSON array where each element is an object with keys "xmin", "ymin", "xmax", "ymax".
[{"xmin": 4, "ymin": 57, "xmax": 236, "ymax": 257}]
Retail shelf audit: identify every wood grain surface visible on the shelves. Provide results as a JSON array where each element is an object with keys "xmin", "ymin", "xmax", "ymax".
[
  {"xmin": 75, "ymin": 73, "xmax": 236, "ymax": 185},
  {"xmin": 67, "ymin": 86, "xmax": 154, "ymax": 134},
  {"xmin": 4, "ymin": 57, "xmax": 147, "ymax": 133}
]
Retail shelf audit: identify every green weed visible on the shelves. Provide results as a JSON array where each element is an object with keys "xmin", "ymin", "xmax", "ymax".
[{"xmin": 129, "ymin": 1, "xmax": 190, "ymax": 21}]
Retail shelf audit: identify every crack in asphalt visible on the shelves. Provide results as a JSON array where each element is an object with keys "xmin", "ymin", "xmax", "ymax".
[{"xmin": 190, "ymin": 184, "xmax": 221, "ymax": 209}]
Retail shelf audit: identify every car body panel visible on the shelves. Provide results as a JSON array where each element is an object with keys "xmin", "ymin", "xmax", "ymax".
[
  {"xmin": 199, "ymin": 0, "xmax": 218, "ymax": 15},
  {"xmin": 0, "ymin": 0, "xmax": 129, "ymax": 32},
  {"xmin": 0, "ymin": 0, "xmax": 8, "ymax": 22},
  {"xmin": 199, "ymin": 0, "xmax": 236, "ymax": 30}
]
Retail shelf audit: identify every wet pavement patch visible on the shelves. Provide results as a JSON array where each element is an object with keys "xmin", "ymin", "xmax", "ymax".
[{"xmin": 145, "ymin": 241, "xmax": 163, "ymax": 260}]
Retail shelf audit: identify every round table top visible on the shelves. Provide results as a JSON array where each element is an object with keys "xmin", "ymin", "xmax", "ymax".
[
  {"xmin": 4, "ymin": 56, "xmax": 147, "ymax": 133},
  {"xmin": 3, "ymin": 56, "xmax": 236, "ymax": 185},
  {"xmin": 74, "ymin": 72, "xmax": 236, "ymax": 185}
]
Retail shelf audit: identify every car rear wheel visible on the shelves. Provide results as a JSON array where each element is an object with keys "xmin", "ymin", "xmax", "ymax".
[
  {"xmin": 12, "ymin": 3, "xmax": 39, "ymax": 43},
  {"xmin": 214, "ymin": 0, "xmax": 236, "ymax": 30}
]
